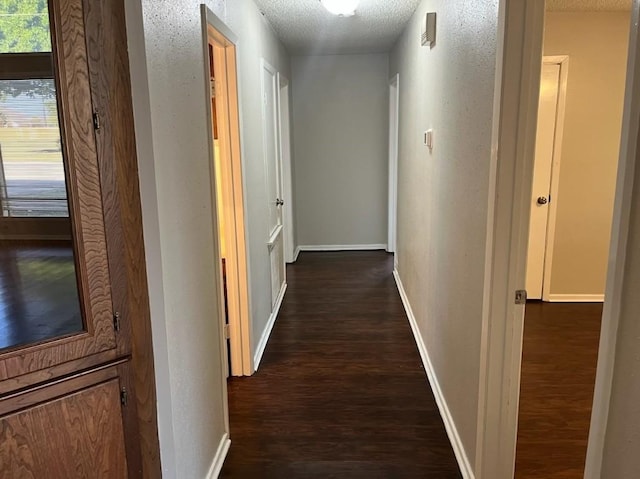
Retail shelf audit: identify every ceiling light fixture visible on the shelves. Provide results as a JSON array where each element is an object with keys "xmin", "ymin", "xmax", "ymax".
[{"xmin": 320, "ymin": 0, "xmax": 359, "ymax": 17}]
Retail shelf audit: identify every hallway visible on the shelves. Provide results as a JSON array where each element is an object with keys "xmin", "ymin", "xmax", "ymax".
[{"xmin": 221, "ymin": 251, "xmax": 462, "ymax": 478}]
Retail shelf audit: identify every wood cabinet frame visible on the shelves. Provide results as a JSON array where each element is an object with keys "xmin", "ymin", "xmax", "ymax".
[{"xmin": 0, "ymin": 0, "xmax": 161, "ymax": 476}]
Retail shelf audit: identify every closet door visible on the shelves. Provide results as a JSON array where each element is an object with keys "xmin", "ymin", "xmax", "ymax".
[{"xmin": 0, "ymin": 0, "xmax": 117, "ymax": 382}]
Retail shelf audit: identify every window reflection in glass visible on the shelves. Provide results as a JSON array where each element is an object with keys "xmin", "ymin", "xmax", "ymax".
[
  {"xmin": 0, "ymin": 0, "xmax": 83, "ymax": 352},
  {"xmin": 0, "ymin": 0, "xmax": 52, "ymax": 54}
]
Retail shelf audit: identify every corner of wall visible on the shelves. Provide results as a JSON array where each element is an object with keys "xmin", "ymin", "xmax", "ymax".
[{"xmin": 123, "ymin": 0, "xmax": 177, "ymax": 476}]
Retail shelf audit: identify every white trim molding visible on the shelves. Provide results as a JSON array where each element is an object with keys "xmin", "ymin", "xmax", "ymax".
[
  {"xmin": 205, "ymin": 433, "xmax": 231, "ymax": 479},
  {"xmin": 292, "ymin": 246, "xmax": 301, "ymax": 262},
  {"xmin": 298, "ymin": 244, "xmax": 388, "ymax": 252},
  {"xmin": 547, "ymin": 294, "xmax": 605, "ymax": 303},
  {"xmin": 253, "ymin": 282, "xmax": 287, "ymax": 371},
  {"xmin": 393, "ymin": 270, "xmax": 475, "ymax": 479}
]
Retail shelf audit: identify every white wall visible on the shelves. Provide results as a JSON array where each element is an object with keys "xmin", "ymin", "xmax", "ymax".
[
  {"xmin": 592, "ymin": 4, "xmax": 640, "ymax": 475},
  {"xmin": 543, "ymin": 12, "xmax": 630, "ymax": 297},
  {"xmin": 125, "ymin": 0, "xmax": 290, "ymax": 476},
  {"xmin": 291, "ymin": 54, "xmax": 389, "ymax": 248},
  {"xmin": 601, "ymin": 145, "xmax": 640, "ymax": 476},
  {"xmin": 389, "ymin": 0, "xmax": 499, "ymax": 473}
]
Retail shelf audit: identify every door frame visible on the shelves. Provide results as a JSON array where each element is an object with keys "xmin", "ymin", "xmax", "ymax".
[
  {"xmin": 277, "ymin": 73, "xmax": 295, "ymax": 264},
  {"xmin": 534, "ymin": 55, "xmax": 569, "ymax": 301},
  {"xmin": 202, "ymin": 7, "xmax": 253, "ymax": 378},
  {"xmin": 388, "ymin": 74, "xmax": 400, "ymax": 256},
  {"xmin": 476, "ymin": 2, "xmax": 640, "ymax": 478}
]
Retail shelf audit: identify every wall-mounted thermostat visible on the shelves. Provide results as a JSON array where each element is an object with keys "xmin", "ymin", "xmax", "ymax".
[{"xmin": 421, "ymin": 12, "xmax": 436, "ymax": 47}]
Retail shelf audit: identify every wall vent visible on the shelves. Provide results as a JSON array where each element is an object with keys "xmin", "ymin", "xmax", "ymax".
[{"xmin": 421, "ymin": 12, "xmax": 436, "ymax": 47}]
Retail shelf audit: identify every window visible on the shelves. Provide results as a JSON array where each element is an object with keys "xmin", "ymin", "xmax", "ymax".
[{"xmin": 0, "ymin": 1, "xmax": 69, "ymax": 217}]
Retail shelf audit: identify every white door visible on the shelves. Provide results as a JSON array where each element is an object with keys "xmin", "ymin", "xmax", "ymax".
[
  {"xmin": 526, "ymin": 63, "xmax": 561, "ymax": 299},
  {"xmin": 262, "ymin": 60, "xmax": 286, "ymax": 308}
]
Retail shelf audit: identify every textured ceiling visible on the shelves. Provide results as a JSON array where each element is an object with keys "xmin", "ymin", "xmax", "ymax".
[
  {"xmin": 253, "ymin": 0, "xmax": 421, "ymax": 55},
  {"xmin": 547, "ymin": 0, "xmax": 632, "ymax": 11}
]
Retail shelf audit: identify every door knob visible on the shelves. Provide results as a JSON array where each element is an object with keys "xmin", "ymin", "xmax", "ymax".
[{"xmin": 537, "ymin": 196, "xmax": 548, "ymax": 205}]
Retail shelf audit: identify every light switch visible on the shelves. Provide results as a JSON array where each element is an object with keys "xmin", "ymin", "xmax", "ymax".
[{"xmin": 424, "ymin": 129, "xmax": 433, "ymax": 151}]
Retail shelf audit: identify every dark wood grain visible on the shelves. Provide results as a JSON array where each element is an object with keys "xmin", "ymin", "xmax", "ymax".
[
  {"xmin": 515, "ymin": 302, "xmax": 602, "ymax": 479},
  {"xmin": 0, "ymin": 349, "xmax": 117, "ymax": 396},
  {"xmin": 0, "ymin": 376, "xmax": 127, "ymax": 478},
  {"xmin": 0, "ymin": 359, "xmax": 124, "ymax": 416},
  {"xmin": 221, "ymin": 251, "xmax": 462, "ymax": 478},
  {"xmin": 82, "ymin": 0, "xmax": 161, "ymax": 475},
  {"xmin": 53, "ymin": 0, "xmax": 113, "ymax": 349},
  {"xmin": 0, "ymin": 53, "xmax": 54, "ymax": 80}
]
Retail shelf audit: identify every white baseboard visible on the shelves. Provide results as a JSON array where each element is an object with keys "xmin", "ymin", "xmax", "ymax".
[
  {"xmin": 253, "ymin": 282, "xmax": 287, "ymax": 371},
  {"xmin": 298, "ymin": 244, "xmax": 388, "ymax": 252},
  {"xmin": 393, "ymin": 269, "xmax": 475, "ymax": 479},
  {"xmin": 546, "ymin": 294, "xmax": 605, "ymax": 303},
  {"xmin": 205, "ymin": 433, "xmax": 231, "ymax": 479},
  {"xmin": 293, "ymin": 246, "xmax": 301, "ymax": 262}
]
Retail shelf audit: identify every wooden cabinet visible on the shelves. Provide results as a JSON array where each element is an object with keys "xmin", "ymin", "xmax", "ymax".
[
  {"xmin": 0, "ymin": 0, "xmax": 159, "ymax": 477},
  {"xmin": 1, "ymin": 365, "xmax": 128, "ymax": 478}
]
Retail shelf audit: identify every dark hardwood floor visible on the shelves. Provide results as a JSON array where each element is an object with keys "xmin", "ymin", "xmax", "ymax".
[
  {"xmin": 515, "ymin": 301, "xmax": 603, "ymax": 479},
  {"xmin": 221, "ymin": 251, "xmax": 462, "ymax": 478}
]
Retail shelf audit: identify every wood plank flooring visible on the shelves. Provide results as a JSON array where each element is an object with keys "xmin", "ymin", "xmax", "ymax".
[
  {"xmin": 515, "ymin": 301, "xmax": 602, "ymax": 478},
  {"xmin": 221, "ymin": 251, "xmax": 462, "ymax": 478}
]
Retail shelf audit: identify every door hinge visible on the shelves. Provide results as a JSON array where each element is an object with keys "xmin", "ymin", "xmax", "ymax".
[
  {"xmin": 515, "ymin": 290, "xmax": 527, "ymax": 305},
  {"xmin": 113, "ymin": 312, "xmax": 121, "ymax": 333},
  {"xmin": 210, "ymin": 79, "xmax": 216, "ymax": 98},
  {"xmin": 92, "ymin": 111, "xmax": 101, "ymax": 131},
  {"xmin": 120, "ymin": 387, "xmax": 128, "ymax": 406},
  {"xmin": 224, "ymin": 324, "xmax": 230, "ymax": 340}
]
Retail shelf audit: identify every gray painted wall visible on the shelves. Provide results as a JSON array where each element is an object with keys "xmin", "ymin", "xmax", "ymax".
[
  {"xmin": 126, "ymin": 0, "xmax": 290, "ymax": 476},
  {"xmin": 389, "ymin": 0, "xmax": 499, "ymax": 471},
  {"xmin": 291, "ymin": 54, "xmax": 389, "ymax": 247}
]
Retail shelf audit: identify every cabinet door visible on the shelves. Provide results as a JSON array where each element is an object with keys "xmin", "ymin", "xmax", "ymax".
[
  {"xmin": 0, "ymin": 367, "xmax": 128, "ymax": 478},
  {"xmin": 0, "ymin": 0, "xmax": 116, "ymax": 380}
]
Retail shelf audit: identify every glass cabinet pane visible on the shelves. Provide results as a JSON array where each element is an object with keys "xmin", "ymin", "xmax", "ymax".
[{"xmin": 0, "ymin": 0, "xmax": 83, "ymax": 351}]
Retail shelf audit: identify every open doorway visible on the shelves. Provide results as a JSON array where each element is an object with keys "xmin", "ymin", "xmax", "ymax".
[
  {"xmin": 516, "ymin": 8, "xmax": 631, "ymax": 478},
  {"xmin": 477, "ymin": 2, "xmax": 638, "ymax": 478},
  {"xmin": 203, "ymin": 9, "xmax": 253, "ymax": 377}
]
